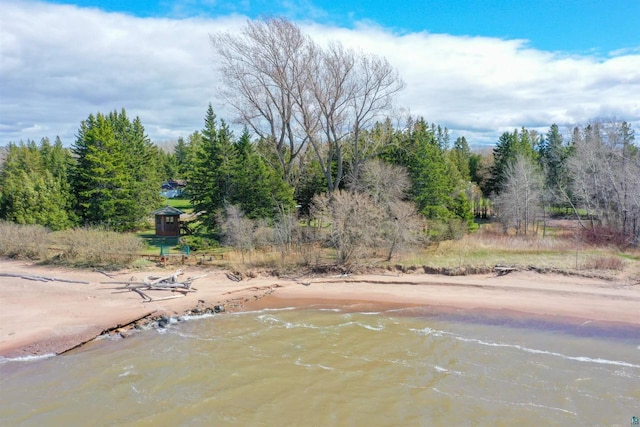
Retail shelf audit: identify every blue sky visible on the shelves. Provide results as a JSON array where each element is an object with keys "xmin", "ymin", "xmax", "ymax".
[
  {"xmin": 43, "ymin": 0, "xmax": 640, "ymax": 54},
  {"xmin": 1, "ymin": 0, "xmax": 639, "ymax": 146}
]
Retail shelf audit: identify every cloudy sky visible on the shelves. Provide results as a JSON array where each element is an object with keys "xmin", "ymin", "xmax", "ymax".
[{"xmin": 1, "ymin": 0, "xmax": 639, "ymax": 147}]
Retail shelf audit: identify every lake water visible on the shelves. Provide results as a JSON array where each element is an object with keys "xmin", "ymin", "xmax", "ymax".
[{"xmin": 1, "ymin": 304, "xmax": 639, "ymax": 426}]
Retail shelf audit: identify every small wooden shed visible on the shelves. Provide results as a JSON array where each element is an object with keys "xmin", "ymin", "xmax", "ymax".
[{"xmin": 151, "ymin": 206, "xmax": 184, "ymax": 237}]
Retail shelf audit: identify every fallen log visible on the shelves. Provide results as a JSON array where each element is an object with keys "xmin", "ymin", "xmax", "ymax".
[
  {"xmin": 225, "ymin": 272, "xmax": 241, "ymax": 282},
  {"xmin": 142, "ymin": 294, "xmax": 185, "ymax": 302},
  {"xmin": 144, "ymin": 269, "xmax": 183, "ymax": 286},
  {"xmin": 0, "ymin": 272, "xmax": 89, "ymax": 284},
  {"xmin": 103, "ymin": 269, "xmax": 206, "ymax": 300}
]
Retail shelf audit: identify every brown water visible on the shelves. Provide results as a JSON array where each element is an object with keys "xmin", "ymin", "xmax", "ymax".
[{"xmin": 1, "ymin": 305, "xmax": 639, "ymax": 426}]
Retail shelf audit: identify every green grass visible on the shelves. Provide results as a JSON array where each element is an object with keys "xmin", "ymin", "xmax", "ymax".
[
  {"xmin": 136, "ymin": 231, "xmax": 180, "ymax": 253},
  {"xmin": 165, "ymin": 197, "xmax": 193, "ymax": 213}
]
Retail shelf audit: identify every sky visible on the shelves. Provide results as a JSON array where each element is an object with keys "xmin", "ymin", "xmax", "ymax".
[{"xmin": 1, "ymin": 0, "xmax": 639, "ymax": 147}]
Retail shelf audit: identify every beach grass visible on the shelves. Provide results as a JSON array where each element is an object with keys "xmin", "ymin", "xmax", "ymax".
[{"xmin": 1, "ymin": 220, "xmax": 637, "ymax": 276}]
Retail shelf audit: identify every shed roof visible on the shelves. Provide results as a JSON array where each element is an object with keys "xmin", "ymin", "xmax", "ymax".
[{"xmin": 150, "ymin": 206, "xmax": 184, "ymax": 216}]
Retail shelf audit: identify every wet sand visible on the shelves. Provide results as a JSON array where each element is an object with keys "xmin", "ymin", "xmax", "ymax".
[{"xmin": 1, "ymin": 258, "xmax": 639, "ymax": 358}]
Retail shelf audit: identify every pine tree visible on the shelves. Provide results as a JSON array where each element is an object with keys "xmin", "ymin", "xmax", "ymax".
[
  {"xmin": 71, "ymin": 110, "xmax": 161, "ymax": 231},
  {"xmin": 449, "ymin": 136, "xmax": 471, "ymax": 182},
  {"xmin": 174, "ymin": 136, "xmax": 190, "ymax": 179},
  {"xmin": 189, "ymin": 105, "xmax": 239, "ymax": 228},
  {"xmin": 0, "ymin": 139, "xmax": 75, "ymax": 230},
  {"xmin": 380, "ymin": 119, "xmax": 453, "ymax": 219},
  {"xmin": 122, "ymin": 114, "xmax": 163, "ymax": 227},
  {"xmin": 232, "ymin": 128, "xmax": 295, "ymax": 219},
  {"xmin": 488, "ymin": 128, "xmax": 537, "ymax": 196}
]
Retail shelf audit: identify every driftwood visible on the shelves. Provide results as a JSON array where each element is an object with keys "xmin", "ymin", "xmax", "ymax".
[
  {"xmin": 225, "ymin": 272, "xmax": 241, "ymax": 282},
  {"xmin": 494, "ymin": 266, "xmax": 516, "ymax": 276},
  {"xmin": 144, "ymin": 270, "xmax": 184, "ymax": 286},
  {"xmin": 0, "ymin": 272, "xmax": 89, "ymax": 284},
  {"xmin": 96, "ymin": 270, "xmax": 117, "ymax": 279},
  {"xmin": 103, "ymin": 270, "xmax": 207, "ymax": 301}
]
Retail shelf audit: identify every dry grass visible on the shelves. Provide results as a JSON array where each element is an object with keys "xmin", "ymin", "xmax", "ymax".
[
  {"xmin": 194, "ymin": 221, "xmax": 638, "ymax": 278},
  {"xmin": 2, "ymin": 219, "xmax": 637, "ymax": 276},
  {"xmin": 52, "ymin": 227, "xmax": 145, "ymax": 268},
  {"xmin": 0, "ymin": 222, "xmax": 145, "ymax": 269},
  {"xmin": 0, "ymin": 222, "xmax": 49, "ymax": 260},
  {"xmin": 396, "ymin": 227, "xmax": 635, "ymax": 274},
  {"xmin": 214, "ymin": 243, "xmax": 334, "ymax": 276},
  {"xmin": 581, "ymin": 255, "xmax": 626, "ymax": 271}
]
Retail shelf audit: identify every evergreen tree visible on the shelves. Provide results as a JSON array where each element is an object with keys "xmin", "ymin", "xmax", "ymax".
[
  {"xmin": 71, "ymin": 110, "xmax": 161, "ymax": 231},
  {"xmin": 174, "ymin": 136, "xmax": 190, "ymax": 179},
  {"xmin": 383, "ymin": 118, "xmax": 455, "ymax": 220},
  {"xmin": 487, "ymin": 128, "xmax": 537, "ymax": 196},
  {"xmin": 158, "ymin": 148, "xmax": 178, "ymax": 180},
  {"xmin": 538, "ymin": 124, "xmax": 571, "ymax": 206},
  {"xmin": 188, "ymin": 105, "xmax": 239, "ymax": 228},
  {"xmin": 449, "ymin": 136, "xmax": 471, "ymax": 182},
  {"xmin": 0, "ymin": 139, "xmax": 74, "ymax": 230},
  {"xmin": 232, "ymin": 128, "xmax": 295, "ymax": 219}
]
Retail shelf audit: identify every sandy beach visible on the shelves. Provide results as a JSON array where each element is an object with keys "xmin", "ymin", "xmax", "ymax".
[{"xmin": 1, "ymin": 258, "xmax": 639, "ymax": 358}]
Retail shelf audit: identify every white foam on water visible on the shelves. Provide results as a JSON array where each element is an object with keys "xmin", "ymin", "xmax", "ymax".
[
  {"xmin": 238, "ymin": 306, "xmax": 297, "ymax": 316},
  {"xmin": 294, "ymin": 358, "xmax": 337, "ymax": 371},
  {"xmin": 433, "ymin": 365, "xmax": 464, "ymax": 376},
  {"xmin": 337, "ymin": 320, "xmax": 385, "ymax": 331},
  {"xmin": 171, "ymin": 330, "xmax": 217, "ymax": 341},
  {"xmin": 119, "ymin": 365, "xmax": 135, "ymax": 377},
  {"xmin": 94, "ymin": 333, "xmax": 123, "ymax": 341},
  {"xmin": 0, "ymin": 353, "xmax": 56, "ymax": 364},
  {"xmin": 256, "ymin": 313, "xmax": 323, "ymax": 330},
  {"xmin": 463, "ymin": 391, "xmax": 580, "ymax": 417},
  {"xmin": 410, "ymin": 326, "xmax": 447, "ymax": 338},
  {"xmin": 455, "ymin": 336, "xmax": 640, "ymax": 369},
  {"xmin": 316, "ymin": 308, "xmax": 342, "ymax": 312},
  {"xmin": 179, "ymin": 313, "xmax": 215, "ymax": 321},
  {"xmin": 512, "ymin": 401, "xmax": 578, "ymax": 416}
]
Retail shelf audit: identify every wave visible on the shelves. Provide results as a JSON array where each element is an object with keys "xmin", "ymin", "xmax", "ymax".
[
  {"xmin": 455, "ymin": 336, "xmax": 640, "ymax": 369},
  {"xmin": 179, "ymin": 313, "xmax": 215, "ymax": 322},
  {"xmin": 234, "ymin": 306, "xmax": 298, "ymax": 317},
  {"xmin": 0, "ymin": 353, "xmax": 56, "ymax": 364},
  {"xmin": 256, "ymin": 313, "xmax": 323, "ymax": 330},
  {"xmin": 294, "ymin": 358, "xmax": 337, "ymax": 371},
  {"xmin": 335, "ymin": 320, "xmax": 385, "ymax": 331},
  {"xmin": 410, "ymin": 326, "xmax": 447, "ymax": 338}
]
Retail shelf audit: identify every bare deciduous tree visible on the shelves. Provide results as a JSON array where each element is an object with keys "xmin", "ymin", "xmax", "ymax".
[
  {"xmin": 311, "ymin": 160, "xmax": 422, "ymax": 265},
  {"xmin": 211, "ymin": 18, "xmax": 310, "ymax": 184},
  {"xmin": 311, "ymin": 190, "xmax": 383, "ymax": 265},
  {"xmin": 212, "ymin": 18, "xmax": 404, "ymax": 193},
  {"xmin": 271, "ymin": 206, "xmax": 299, "ymax": 259},
  {"xmin": 353, "ymin": 160, "xmax": 422, "ymax": 260},
  {"xmin": 493, "ymin": 154, "xmax": 543, "ymax": 234},
  {"xmin": 566, "ymin": 120, "xmax": 640, "ymax": 245},
  {"xmin": 217, "ymin": 204, "xmax": 255, "ymax": 262}
]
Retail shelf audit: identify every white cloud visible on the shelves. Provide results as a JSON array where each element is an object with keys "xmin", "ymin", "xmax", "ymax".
[{"xmin": 1, "ymin": 1, "xmax": 639, "ymax": 147}]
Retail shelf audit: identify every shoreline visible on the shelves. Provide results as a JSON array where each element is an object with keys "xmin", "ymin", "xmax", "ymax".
[
  {"xmin": 1, "ymin": 259, "xmax": 639, "ymax": 359},
  {"xmin": 249, "ymin": 298, "xmax": 640, "ymax": 341}
]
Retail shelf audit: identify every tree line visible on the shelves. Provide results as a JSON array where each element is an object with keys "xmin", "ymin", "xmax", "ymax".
[
  {"xmin": 1, "ymin": 17, "xmax": 638, "ymax": 257},
  {"xmin": 1, "ymin": 110, "xmax": 163, "ymax": 232}
]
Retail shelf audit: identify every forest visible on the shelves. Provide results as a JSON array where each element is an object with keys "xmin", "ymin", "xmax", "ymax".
[{"xmin": 0, "ymin": 18, "xmax": 639, "ymax": 268}]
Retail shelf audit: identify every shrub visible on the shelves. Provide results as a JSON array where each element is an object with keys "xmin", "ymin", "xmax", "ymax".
[
  {"xmin": 0, "ymin": 221, "xmax": 49, "ymax": 259},
  {"xmin": 179, "ymin": 235, "xmax": 218, "ymax": 251},
  {"xmin": 582, "ymin": 256, "xmax": 625, "ymax": 271},
  {"xmin": 54, "ymin": 227, "xmax": 144, "ymax": 268}
]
